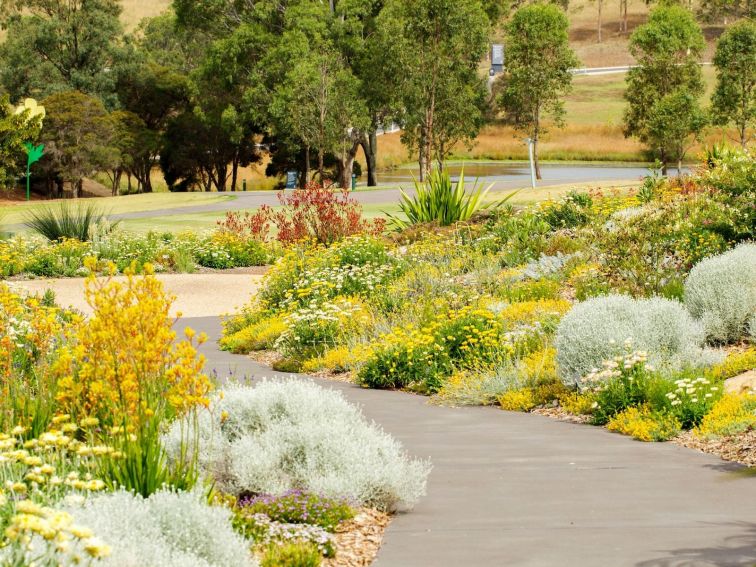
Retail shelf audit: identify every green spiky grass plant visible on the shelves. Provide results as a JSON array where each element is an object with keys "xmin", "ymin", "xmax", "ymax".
[
  {"xmin": 24, "ymin": 201, "xmax": 115, "ymax": 242},
  {"xmin": 387, "ymin": 169, "xmax": 514, "ymax": 228}
]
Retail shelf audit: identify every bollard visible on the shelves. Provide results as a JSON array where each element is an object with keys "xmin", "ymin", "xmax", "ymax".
[{"xmin": 351, "ymin": 174, "xmax": 357, "ymax": 191}]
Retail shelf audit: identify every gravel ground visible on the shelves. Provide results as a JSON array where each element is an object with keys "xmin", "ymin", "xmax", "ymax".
[{"xmin": 11, "ymin": 268, "xmax": 264, "ymax": 318}]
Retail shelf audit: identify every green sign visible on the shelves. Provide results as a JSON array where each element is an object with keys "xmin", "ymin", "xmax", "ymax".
[{"xmin": 23, "ymin": 142, "xmax": 44, "ymax": 201}]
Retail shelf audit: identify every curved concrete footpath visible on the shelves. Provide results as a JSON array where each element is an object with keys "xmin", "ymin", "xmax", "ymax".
[{"xmin": 187, "ymin": 316, "xmax": 756, "ymax": 567}]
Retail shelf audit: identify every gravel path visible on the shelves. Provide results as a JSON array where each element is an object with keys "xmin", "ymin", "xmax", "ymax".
[{"xmin": 11, "ymin": 269, "xmax": 264, "ymax": 318}]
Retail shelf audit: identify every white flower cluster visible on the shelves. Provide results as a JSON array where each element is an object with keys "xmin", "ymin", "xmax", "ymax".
[
  {"xmin": 244, "ymin": 513, "xmax": 334, "ymax": 556},
  {"xmin": 582, "ymin": 347, "xmax": 649, "ymax": 387},
  {"xmin": 665, "ymin": 376, "xmax": 719, "ymax": 406},
  {"xmin": 165, "ymin": 380, "xmax": 431, "ymax": 512},
  {"xmin": 284, "ymin": 262, "xmax": 397, "ymax": 308}
]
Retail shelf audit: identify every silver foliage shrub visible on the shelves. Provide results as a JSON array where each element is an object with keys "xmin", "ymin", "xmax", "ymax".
[
  {"xmin": 166, "ymin": 380, "xmax": 431, "ymax": 512},
  {"xmin": 555, "ymin": 294, "xmax": 711, "ymax": 383},
  {"xmin": 684, "ymin": 243, "xmax": 756, "ymax": 344},
  {"xmin": 64, "ymin": 490, "xmax": 257, "ymax": 567}
]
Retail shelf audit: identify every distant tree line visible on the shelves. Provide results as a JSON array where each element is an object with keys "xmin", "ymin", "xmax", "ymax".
[{"xmin": 0, "ymin": 0, "xmax": 751, "ymax": 193}]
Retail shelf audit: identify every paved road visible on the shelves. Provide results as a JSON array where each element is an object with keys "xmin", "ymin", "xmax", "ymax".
[
  {"xmin": 107, "ymin": 164, "xmax": 649, "ymax": 221},
  {"xmin": 188, "ymin": 316, "xmax": 756, "ymax": 567}
]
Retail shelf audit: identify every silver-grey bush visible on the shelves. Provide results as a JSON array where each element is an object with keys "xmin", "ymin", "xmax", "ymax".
[
  {"xmin": 166, "ymin": 380, "xmax": 431, "ymax": 512},
  {"xmin": 556, "ymin": 294, "xmax": 710, "ymax": 383},
  {"xmin": 684, "ymin": 243, "xmax": 756, "ymax": 344}
]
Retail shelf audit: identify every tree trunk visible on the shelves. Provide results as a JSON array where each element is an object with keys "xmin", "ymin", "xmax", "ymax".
[
  {"xmin": 301, "ymin": 146, "xmax": 311, "ymax": 188},
  {"xmin": 73, "ymin": 179, "xmax": 82, "ymax": 198},
  {"xmin": 533, "ymin": 137, "xmax": 542, "ymax": 180},
  {"xmin": 231, "ymin": 155, "xmax": 239, "ymax": 192},
  {"xmin": 361, "ymin": 130, "xmax": 378, "ymax": 186},
  {"xmin": 597, "ymin": 0, "xmax": 603, "ymax": 43},
  {"xmin": 318, "ymin": 149, "xmax": 325, "ymax": 182},
  {"xmin": 418, "ymin": 132, "xmax": 427, "ymax": 182},
  {"xmin": 338, "ymin": 141, "xmax": 361, "ymax": 189},
  {"xmin": 660, "ymin": 148, "xmax": 668, "ymax": 176}
]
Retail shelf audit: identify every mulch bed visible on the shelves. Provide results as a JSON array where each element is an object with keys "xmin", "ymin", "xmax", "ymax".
[
  {"xmin": 324, "ymin": 508, "xmax": 391, "ymax": 567},
  {"xmin": 673, "ymin": 430, "xmax": 756, "ymax": 468}
]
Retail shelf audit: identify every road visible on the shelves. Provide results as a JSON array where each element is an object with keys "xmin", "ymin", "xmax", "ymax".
[{"xmin": 106, "ymin": 163, "xmax": 648, "ymax": 222}]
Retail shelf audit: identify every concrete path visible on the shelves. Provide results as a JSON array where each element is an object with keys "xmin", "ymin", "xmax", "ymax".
[{"xmin": 187, "ymin": 316, "xmax": 756, "ymax": 567}]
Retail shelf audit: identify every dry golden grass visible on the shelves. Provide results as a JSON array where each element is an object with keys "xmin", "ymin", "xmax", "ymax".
[{"xmin": 121, "ymin": 0, "xmax": 171, "ymax": 30}]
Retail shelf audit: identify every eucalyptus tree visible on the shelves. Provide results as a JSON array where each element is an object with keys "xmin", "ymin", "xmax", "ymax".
[
  {"xmin": 497, "ymin": 3, "xmax": 579, "ymax": 180},
  {"xmin": 0, "ymin": 0, "xmax": 124, "ymax": 108},
  {"xmin": 711, "ymin": 20, "xmax": 756, "ymax": 149},
  {"xmin": 623, "ymin": 5, "xmax": 705, "ymax": 173},
  {"xmin": 377, "ymin": 0, "xmax": 490, "ymax": 180}
]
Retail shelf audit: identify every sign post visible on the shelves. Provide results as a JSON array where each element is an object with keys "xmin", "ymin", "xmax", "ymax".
[
  {"xmin": 285, "ymin": 171, "xmax": 298, "ymax": 190},
  {"xmin": 23, "ymin": 143, "xmax": 44, "ymax": 201},
  {"xmin": 524, "ymin": 138, "xmax": 536, "ymax": 189}
]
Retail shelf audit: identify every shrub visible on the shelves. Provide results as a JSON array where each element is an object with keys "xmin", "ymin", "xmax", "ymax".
[
  {"xmin": 24, "ymin": 201, "xmax": 110, "ymax": 242},
  {"xmin": 238, "ymin": 490, "xmax": 353, "ymax": 531},
  {"xmin": 684, "ymin": 243, "xmax": 756, "ymax": 344},
  {"xmin": 607, "ymin": 406, "xmax": 681, "ymax": 442},
  {"xmin": 63, "ymin": 490, "xmax": 257, "ymax": 567},
  {"xmin": 388, "ymin": 169, "xmax": 506, "ymax": 228},
  {"xmin": 558, "ymin": 391, "xmax": 597, "ymax": 415},
  {"xmin": 499, "ymin": 388, "xmax": 537, "ymax": 412},
  {"xmin": 234, "ymin": 512, "xmax": 334, "ymax": 557},
  {"xmin": 431, "ymin": 363, "xmax": 522, "ymax": 406},
  {"xmin": 220, "ymin": 316, "xmax": 288, "ymax": 353},
  {"xmin": 555, "ymin": 294, "xmax": 709, "ymax": 383},
  {"xmin": 653, "ymin": 372, "xmax": 722, "ymax": 429},
  {"xmin": 694, "ymin": 394, "xmax": 756, "ymax": 438},
  {"xmin": 709, "ymin": 347, "xmax": 756, "ymax": 381},
  {"xmin": 165, "ymin": 381, "xmax": 430, "ymax": 512},
  {"xmin": 261, "ymin": 542, "xmax": 322, "ymax": 567},
  {"xmin": 235, "ymin": 182, "xmax": 385, "ymax": 246}
]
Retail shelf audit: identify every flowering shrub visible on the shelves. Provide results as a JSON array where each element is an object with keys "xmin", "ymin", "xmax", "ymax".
[
  {"xmin": 53, "ymin": 262, "xmax": 212, "ymax": 496},
  {"xmin": 684, "ymin": 243, "xmax": 756, "ymax": 344},
  {"xmin": 555, "ymin": 295, "xmax": 710, "ymax": 383},
  {"xmin": 237, "ymin": 490, "xmax": 353, "ymax": 531},
  {"xmin": 694, "ymin": 394, "xmax": 756, "ymax": 438},
  {"xmin": 709, "ymin": 347, "xmax": 756, "ymax": 381},
  {"xmin": 656, "ymin": 373, "xmax": 721, "ymax": 429},
  {"xmin": 581, "ymin": 350, "xmax": 657, "ymax": 425},
  {"xmin": 165, "ymin": 381, "xmax": 430, "ymax": 511},
  {"xmin": 237, "ymin": 512, "xmax": 334, "ymax": 557},
  {"xmin": 220, "ymin": 315, "xmax": 288, "ymax": 353},
  {"xmin": 0, "ymin": 284, "xmax": 70, "ymax": 436},
  {"xmin": 606, "ymin": 406, "xmax": 681, "ymax": 442},
  {"xmin": 219, "ymin": 181, "xmax": 385, "ymax": 246},
  {"xmin": 274, "ymin": 298, "xmax": 371, "ymax": 361}
]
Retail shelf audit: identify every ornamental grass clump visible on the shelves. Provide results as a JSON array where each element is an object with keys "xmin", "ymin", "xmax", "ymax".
[
  {"xmin": 165, "ymin": 380, "xmax": 430, "ymax": 512},
  {"xmin": 24, "ymin": 201, "xmax": 109, "ymax": 242},
  {"xmin": 683, "ymin": 243, "xmax": 756, "ymax": 344},
  {"xmin": 555, "ymin": 294, "xmax": 710, "ymax": 384},
  {"xmin": 64, "ymin": 489, "xmax": 257, "ymax": 567}
]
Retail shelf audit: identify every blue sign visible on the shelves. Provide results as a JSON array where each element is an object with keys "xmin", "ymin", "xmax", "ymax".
[{"xmin": 285, "ymin": 171, "xmax": 298, "ymax": 189}]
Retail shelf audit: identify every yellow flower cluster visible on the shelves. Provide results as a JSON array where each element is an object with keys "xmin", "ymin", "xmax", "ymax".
[
  {"xmin": 694, "ymin": 394, "xmax": 756, "ymax": 438},
  {"xmin": 53, "ymin": 261, "xmax": 212, "ymax": 427},
  {"xmin": 709, "ymin": 348, "xmax": 756, "ymax": 382},
  {"xmin": 5, "ymin": 500, "xmax": 110, "ymax": 561},
  {"xmin": 498, "ymin": 389, "xmax": 537, "ymax": 412},
  {"xmin": 498, "ymin": 300, "xmax": 571, "ymax": 327},
  {"xmin": 0, "ymin": 417, "xmax": 110, "ymax": 498},
  {"xmin": 301, "ymin": 344, "xmax": 374, "ymax": 374},
  {"xmin": 220, "ymin": 315, "xmax": 287, "ymax": 353},
  {"xmin": 590, "ymin": 194, "xmax": 639, "ymax": 217},
  {"xmin": 607, "ymin": 406, "xmax": 681, "ymax": 442}
]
